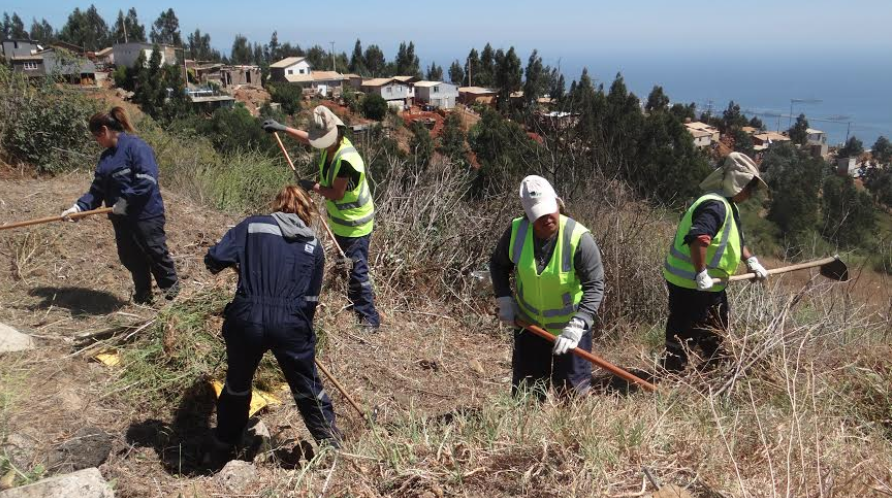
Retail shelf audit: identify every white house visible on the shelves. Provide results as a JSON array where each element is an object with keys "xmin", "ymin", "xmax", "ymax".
[
  {"xmin": 113, "ymin": 42, "xmax": 177, "ymax": 68},
  {"xmin": 414, "ymin": 81, "xmax": 458, "ymax": 109},
  {"xmin": 362, "ymin": 78, "xmax": 411, "ymax": 106},
  {"xmin": 836, "ymin": 156, "xmax": 861, "ymax": 176},
  {"xmin": 270, "ymin": 56, "xmax": 311, "ymax": 82},
  {"xmin": 689, "ymin": 129, "xmax": 713, "ymax": 148},
  {"xmin": 806, "ymin": 128, "xmax": 829, "ymax": 159}
]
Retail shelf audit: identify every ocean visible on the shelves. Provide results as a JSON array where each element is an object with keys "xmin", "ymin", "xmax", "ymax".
[{"xmin": 555, "ymin": 53, "xmax": 892, "ymax": 147}]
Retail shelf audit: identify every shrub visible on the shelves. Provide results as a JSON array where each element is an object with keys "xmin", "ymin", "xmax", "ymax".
[
  {"xmin": 0, "ymin": 66, "xmax": 101, "ymax": 173},
  {"xmin": 268, "ymin": 82, "xmax": 303, "ymax": 116},
  {"xmin": 362, "ymin": 94, "xmax": 388, "ymax": 121}
]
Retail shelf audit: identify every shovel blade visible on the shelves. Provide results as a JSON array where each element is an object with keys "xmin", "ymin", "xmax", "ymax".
[{"xmin": 820, "ymin": 258, "xmax": 848, "ymax": 282}]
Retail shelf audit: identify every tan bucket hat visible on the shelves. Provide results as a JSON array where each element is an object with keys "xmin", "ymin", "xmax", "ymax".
[
  {"xmin": 308, "ymin": 105, "xmax": 345, "ymax": 149},
  {"xmin": 699, "ymin": 152, "xmax": 768, "ymax": 197}
]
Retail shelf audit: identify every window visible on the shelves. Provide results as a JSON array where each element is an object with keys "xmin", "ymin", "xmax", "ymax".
[
  {"xmin": 299, "ymin": 68, "xmax": 305, "ymax": 74},
  {"xmin": 433, "ymin": 86, "xmax": 439, "ymax": 93},
  {"xmin": 288, "ymin": 69, "xmax": 293, "ymax": 75},
  {"xmin": 386, "ymin": 86, "xmax": 392, "ymax": 94},
  {"xmin": 23, "ymin": 61, "xmax": 39, "ymax": 71}
]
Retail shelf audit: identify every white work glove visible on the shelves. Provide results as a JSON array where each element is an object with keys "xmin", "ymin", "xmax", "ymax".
[
  {"xmin": 695, "ymin": 269, "xmax": 714, "ymax": 291},
  {"xmin": 61, "ymin": 204, "xmax": 81, "ymax": 222},
  {"xmin": 112, "ymin": 198, "xmax": 128, "ymax": 216},
  {"xmin": 496, "ymin": 296, "xmax": 517, "ymax": 325},
  {"xmin": 553, "ymin": 318, "xmax": 585, "ymax": 355},
  {"xmin": 746, "ymin": 256, "xmax": 769, "ymax": 280}
]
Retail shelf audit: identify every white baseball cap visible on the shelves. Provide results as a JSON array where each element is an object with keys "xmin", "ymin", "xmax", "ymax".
[{"xmin": 519, "ymin": 175, "xmax": 559, "ymax": 222}]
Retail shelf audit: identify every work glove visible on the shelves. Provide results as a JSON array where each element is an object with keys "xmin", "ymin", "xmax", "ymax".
[
  {"xmin": 298, "ymin": 179, "xmax": 316, "ymax": 192},
  {"xmin": 112, "ymin": 198, "xmax": 128, "ymax": 216},
  {"xmin": 695, "ymin": 269, "xmax": 714, "ymax": 291},
  {"xmin": 261, "ymin": 119, "xmax": 287, "ymax": 134},
  {"xmin": 496, "ymin": 296, "xmax": 518, "ymax": 325},
  {"xmin": 553, "ymin": 317, "xmax": 585, "ymax": 356},
  {"xmin": 61, "ymin": 204, "xmax": 81, "ymax": 222},
  {"xmin": 746, "ymin": 256, "xmax": 769, "ymax": 280}
]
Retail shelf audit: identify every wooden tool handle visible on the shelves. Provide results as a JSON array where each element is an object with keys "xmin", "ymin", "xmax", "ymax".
[
  {"xmin": 715, "ymin": 256, "xmax": 838, "ymax": 283},
  {"xmin": 516, "ymin": 321, "xmax": 658, "ymax": 392},
  {"xmin": 315, "ymin": 359, "xmax": 368, "ymax": 419},
  {"xmin": 0, "ymin": 207, "xmax": 114, "ymax": 231},
  {"xmin": 272, "ymin": 131, "xmax": 348, "ymax": 260}
]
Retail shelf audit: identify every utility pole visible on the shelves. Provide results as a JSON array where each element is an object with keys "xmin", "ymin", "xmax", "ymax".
[
  {"xmin": 329, "ymin": 41, "xmax": 336, "ymax": 71},
  {"xmin": 122, "ymin": 17, "xmax": 128, "ymax": 44},
  {"xmin": 467, "ymin": 55, "xmax": 472, "ymax": 87}
]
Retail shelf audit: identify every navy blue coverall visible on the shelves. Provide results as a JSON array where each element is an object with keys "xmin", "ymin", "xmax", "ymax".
[
  {"xmin": 77, "ymin": 132, "xmax": 178, "ymax": 302},
  {"xmin": 205, "ymin": 212, "xmax": 340, "ymax": 446}
]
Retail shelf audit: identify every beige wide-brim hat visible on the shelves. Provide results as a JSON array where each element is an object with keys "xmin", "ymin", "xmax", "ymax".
[
  {"xmin": 699, "ymin": 152, "xmax": 768, "ymax": 197},
  {"xmin": 308, "ymin": 105, "xmax": 345, "ymax": 149}
]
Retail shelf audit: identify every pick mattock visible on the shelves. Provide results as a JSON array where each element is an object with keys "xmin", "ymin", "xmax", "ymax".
[
  {"xmin": 0, "ymin": 207, "xmax": 114, "ymax": 231},
  {"xmin": 516, "ymin": 320, "xmax": 658, "ymax": 392},
  {"xmin": 272, "ymin": 131, "xmax": 353, "ymax": 271},
  {"xmin": 713, "ymin": 255, "xmax": 848, "ymax": 285}
]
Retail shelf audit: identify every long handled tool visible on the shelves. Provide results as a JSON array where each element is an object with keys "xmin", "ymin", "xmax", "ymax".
[
  {"xmin": 271, "ymin": 131, "xmax": 351, "ymax": 267},
  {"xmin": 315, "ymin": 359, "xmax": 376, "ymax": 424},
  {"xmin": 516, "ymin": 320, "xmax": 658, "ymax": 392},
  {"xmin": 0, "ymin": 207, "xmax": 113, "ymax": 231},
  {"xmin": 714, "ymin": 255, "xmax": 848, "ymax": 284}
]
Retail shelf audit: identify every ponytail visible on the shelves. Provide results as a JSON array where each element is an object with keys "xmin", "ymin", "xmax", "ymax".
[
  {"xmin": 271, "ymin": 185, "xmax": 318, "ymax": 226},
  {"xmin": 89, "ymin": 106, "xmax": 135, "ymax": 135}
]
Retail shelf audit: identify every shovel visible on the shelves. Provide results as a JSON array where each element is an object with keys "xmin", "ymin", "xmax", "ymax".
[
  {"xmin": 516, "ymin": 320, "xmax": 658, "ymax": 392},
  {"xmin": 272, "ymin": 131, "xmax": 353, "ymax": 272},
  {"xmin": 0, "ymin": 207, "xmax": 114, "ymax": 231},
  {"xmin": 714, "ymin": 255, "xmax": 848, "ymax": 284}
]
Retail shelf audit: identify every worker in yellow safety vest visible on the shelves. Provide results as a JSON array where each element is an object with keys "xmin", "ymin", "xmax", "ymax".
[
  {"xmin": 662, "ymin": 152, "xmax": 769, "ymax": 372},
  {"xmin": 262, "ymin": 106, "xmax": 381, "ymax": 329},
  {"xmin": 490, "ymin": 175, "xmax": 605, "ymax": 399}
]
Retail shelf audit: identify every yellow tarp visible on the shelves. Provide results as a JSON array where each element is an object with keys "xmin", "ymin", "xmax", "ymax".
[
  {"xmin": 93, "ymin": 349, "xmax": 121, "ymax": 367},
  {"xmin": 209, "ymin": 380, "xmax": 282, "ymax": 417}
]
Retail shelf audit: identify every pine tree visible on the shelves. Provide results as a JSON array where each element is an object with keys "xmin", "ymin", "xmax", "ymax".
[
  {"xmin": 448, "ymin": 60, "xmax": 464, "ymax": 85},
  {"xmin": 364, "ymin": 44, "xmax": 385, "ymax": 76},
  {"xmin": 438, "ymin": 112, "xmax": 467, "ymax": 165},
  {"xmin": 463, "ymin": 49, "xmax": 480, "ymax": 86},
  {"xmin": 645, "ymin": 85, "xmax": 670, "ymax": 113},
  {"xmin": 230, "ymin": 35, "xmax": 251, "ymax": 64},
  {"xmin": 522, "ymin": 49, "xmax": 545, "ymax": 107},
  {"xmin": 29, "ymin": 18, "xmax": 54, "ymax": 43},
  {"xmin": 150, "ymin": 8, "xmax": 181, "ymax": 46},
  {"xmin": 426, "ymin": 62, "xmax": 443, "ymax": 81},
  {"xmin": 349, "ymin": 39, "xmax": 365, "ymax": 75},
  {"xmin": 59, "ymin": 5, "xmax": 110, "ymax": 50},
  {"xmin": 113, "ymin": 8, "xmax": 145, "ymax": 43},
  {"xmin": 788, "ymin": 113, "xmax": 809, "ymax": 145},
  {"xmin": 267, "ymin": 31, "xmax": 280, "ymax": 62}
]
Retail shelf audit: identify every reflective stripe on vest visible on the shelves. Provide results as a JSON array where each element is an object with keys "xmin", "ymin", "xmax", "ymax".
[
  {"xmin": 509, "ymin": 215, "xmax": 589, "ymax": 334},
  {"xmin": 318, "ymin": 138, "xmax": 374, "ymax": 237},
  {"xmin": 663, "ymin": 193, "xmax": 741, "ymax": 291}
]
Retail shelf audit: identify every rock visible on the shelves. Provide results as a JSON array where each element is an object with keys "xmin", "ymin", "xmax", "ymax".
[
  {"xmin": 242, "ymin": 420, "xmax": 272, "ymax": 463},
  {"xmin": 47, "ymin": 427, "xmax": 112, "ymax": 473},
  {"xmin": 0, "ymin": 468, "xmax": 113, "ymax": 498},
  {"xmin": 651, "ymin": 484, "xmax": 694, "ymax": 498},
  {"xmin": 216, "ymin": 460, "xmax": 256, "ymax": 493},
  {"xmin": 0, "ymin": 434, "xmax": 38, "ymax": 472},
  {"xmin": 0, "ymin": 324, "xmax": 33, "ymax": 353}
]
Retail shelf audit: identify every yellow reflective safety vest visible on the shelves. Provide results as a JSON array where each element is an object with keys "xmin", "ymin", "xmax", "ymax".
[
  {"xmin": 509, "ymin": 215, "xmax": 590, "ymax": 335},
  {"xmin": 318, "ymin": 137, "xmax": 374, "ymax": 237},
  {"xmin": 663, "ymin": 193, "xmax": 741, "ymax": 291}
]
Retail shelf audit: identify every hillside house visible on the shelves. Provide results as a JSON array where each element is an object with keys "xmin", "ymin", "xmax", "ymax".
[
  {"xmin": 113, "ymin": 42, "xmax": 178, "ymax": 68},
  {"xmin": 95, "ymin": 46, "xmax": 114, "ymax": 65},
  {"xmin": 690, "ymin": 129, "xmax": 714, "ymax": 148},
  {"xmin": 806, "ymin": 128, "xmax": 829, "ymax": 159},
  {"xmin": 362, "ymin": 78, "xmax": 411, "ymax": 106},
  {"xmin": 751, "ymin": 131, "xmax": 791, "ymax": 147},
  {"xmin": 684, "ymin": 121, "xmax": 720, "ymax": 142},
  {"xmin": 414, "ymin": 81, "xmax": 458, "ymax": 109},
  {"xmin": 458, "ymin": 86, "xmax": 497, "ymax": 105},
  {"xmin": 270, "ymin": 56, "xmax": 311, "ymax": 82},
  {"xmin": 2, "ymin": 39, "xmax": 44, "ymax": 76}
]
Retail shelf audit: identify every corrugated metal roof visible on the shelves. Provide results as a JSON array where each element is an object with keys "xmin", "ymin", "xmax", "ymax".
[
  {"xmin": 311, "ymin": 71, "xmax": 344, "ymax": 81},
  {"xmin": 413, "ymin": 80, "xmax": 443, "ymax": 88},
  {"xmin": 284, "ymin": 73, "xmax": 314, "ymax": 83},
  {"xmin": 362, "ymin": 78, "xmax": 396, "ymax": 87},
  {"xmin": 806, "ymin": 128, "xmax": 824, "ymax": 134},
  {"xmin": 392, "ymin": 75, "xmax": 418, "ymax": 83},
  {"xmin": 459, "ymin": 86, "xmax": 496, "ymax": 95},
  {"xmin": 271, "ymin": 56, "xmax": 306, "ymax": 69}
]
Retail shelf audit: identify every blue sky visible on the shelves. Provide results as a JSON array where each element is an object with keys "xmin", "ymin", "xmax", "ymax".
[{"xmin": 5, "ymin": 0, "xmax": 892, "ymax": 65}]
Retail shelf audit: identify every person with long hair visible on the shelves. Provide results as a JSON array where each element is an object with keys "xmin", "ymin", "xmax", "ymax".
[
  {"xmin": 262, "ymin": 106, "xmax": 381, "ymax": 330},
  {"xmin": 62, "ymin": 106, "xmax": 179, "ymax": 304},
  {"xmin": 203, "ymin": 185, "xmax": 341, "ymax": 464},
  {"xmin": 489, "ymin": 175, "xmax": 605, "ymax": 400}
]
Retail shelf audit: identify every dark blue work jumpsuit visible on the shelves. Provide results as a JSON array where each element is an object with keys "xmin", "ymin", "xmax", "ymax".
[{"xmin": 205, "ymin": 212, "xmax": 340, "ymax": 446}]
